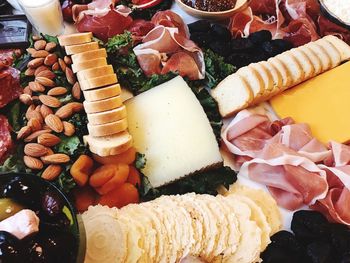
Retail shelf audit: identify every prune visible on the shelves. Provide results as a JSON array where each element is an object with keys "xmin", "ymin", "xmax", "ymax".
[
  {"xmin": 41, "ymin": 191, "xmax": 64, "ymax": 217},
  {"xmin": 261, "ymin": 41, "xmax": 282, "ymax": 57},
  {"xmin": 230, "ymin": 38, "xmax": 254, "ymax": 52},
  {"xmin": 272, "ymin": 39, "xmax": 294, "ymax": 52},
  {"xmin": 306, "ymin": 241, "xmax": 332, "ymax": 263},
  {"xmin": 248, "ymin": 30, "xmax": 272, "ymax": 45},
  {"xmin": 225, "ymin": 53, "xmax": 253, "ymax": 68},
  {"xmin": 0, "ymin": 231, "xmax": 22, "ymax": 263},
  {"xmin": 190, "ymin": 32, "xmax": 213, "ymax": 47},
  {"xmin": 329, "ymin": 224, "xmax": 350, "ymax": 257},
  {"xmin": 291, "ymin": 210, "xmax": 330, "ymax": 245},
  {"xmin": 39, "ymin": 212, "xmax": 70, "ymax": 231},
  {"xmin": 188, "ymin": 20, "xmax": 211, "ymax": 33},
  {"xmin": 210, "ymin": 24, "xmax": 232, "ymax": 42},
  {"xmin": 209, "ymin": 41, "xmax": 232, "ymax": 57}
]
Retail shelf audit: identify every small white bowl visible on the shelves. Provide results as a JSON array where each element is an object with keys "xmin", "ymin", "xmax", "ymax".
[{"xmin": 175, "ymin": 0, "xmax": 251, "ymax": 20}]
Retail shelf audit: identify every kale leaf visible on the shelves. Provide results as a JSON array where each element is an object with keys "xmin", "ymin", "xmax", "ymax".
[{"xmin": 120, "ymin": 0, "xmax": 173, "ymax": 20}]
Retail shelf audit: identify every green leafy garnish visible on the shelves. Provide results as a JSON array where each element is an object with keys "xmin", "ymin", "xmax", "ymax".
[
  {"xmin": 0, "ymin": 144, "xmax": 27, "ymax": 174},
  {"xmin": 106, "ymin": 31, "xmax": 133, "ymax": 53}
]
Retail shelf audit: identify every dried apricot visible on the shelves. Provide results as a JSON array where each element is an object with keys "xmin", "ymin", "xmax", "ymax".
[
  {"xmin": 70, "ymin": 155, "xmax": 94, "ymax": 187},
  {"xmin": 92, "ymin": 147, "xmax": 136, "ymax": 165},
  {"xmin": 127, "ymin": 166, "xmax": 141, "ymax": 187},
  {"xmin": 98, "ymin": 183, "xmax": 139, "ymax": 208},
  {"xmin": 72, "ymin": 186, "xmax": 98, "ymax": 213}
]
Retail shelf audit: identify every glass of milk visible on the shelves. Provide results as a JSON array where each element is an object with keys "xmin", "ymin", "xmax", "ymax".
[{"xmin": 17, "ymin": 0, "xmax": 64, "ymax": 36}]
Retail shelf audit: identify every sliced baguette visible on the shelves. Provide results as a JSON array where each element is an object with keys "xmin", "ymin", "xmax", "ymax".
[
  {"xmin": 258, "ymin": 61, "xmax": 282, "ymax": 94},
  {"xmin": 83, "ymin": 84, "xmax": 121, "ymax": 102},
  {"xmin": 58, "ymin": 32, "xmax": 93, "ymax": 46},
  {"xmin": 305, "ymin": 42, "xmax": 331, "ymax": 72},
  {"xmin": 289, "ymin": 48, "xmax": 315, "ymax": 79},
  {"xmin": 267, "ymin": 57, "xmax": 292, "ymax": 88},
  {"xmin": 249, "ymin": 62, "xmax": 276, "ymax": 102},
  {"xmin": 79, "ymin": 74, "xmax": 118, "ymax": 91},
  {"xmin": 84, "ymin": 131, "xmax": 133, "ymax": 156},
  {"xmin": 236, "ymin": 66, "xmax": 264, "ymax": 102},
  {"xmin": 83, "ymin": 96, "xmax": 123, "ymax": 114},
  {"xmin": 323, "ymin": 35, "xmax": 350, "ymax": 62},
  {"xmin": 71, "ymin": 48, "xmax": 107, "ymax": 64},
  {"xmin": 65, "ymin": 42, "xmax": 99, "ymax": 55},
  {"xmin": 276, "ymin": 51, "xmax": 304, "ymax": 88},
  {"xmin": 211, "ymin": 74, "xmax": 253, "ymax": 118},
  {"xmin": 299, "ymin": 45, "xmax": 323, "ymax": 75},
  {"xmin": 77, "ymin": 65, "xmax": 114, "ymax": 81},
  {"xmin": 316, "ymin": 38, "xmax": 342, "ymax": 68},
  {"xmin": 87, "ymin": 105, "xmax": 127, "ymax": 125},
  {"xmin": 72, "ymin": 57, "xmax": 107, "ymax": 73},
  {"xmin": 87, "ymin": 118, "xmax": 128, "ymax": 137}
]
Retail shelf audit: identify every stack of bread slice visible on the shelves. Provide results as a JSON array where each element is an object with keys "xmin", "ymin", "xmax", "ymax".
[
  {"xmin": 58, "ymin": 32, "xmax": 133, "ymax": 157},
  {"xmin": 211, "ymin": 35, "xmax": 350, "ymax": 118}
]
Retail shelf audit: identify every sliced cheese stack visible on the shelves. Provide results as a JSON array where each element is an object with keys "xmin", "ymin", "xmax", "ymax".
[
  {"xmin": 58, "ymin": 33, "xmax": 132, "ymax": 156},
  {"xmin": 82, "ymin": 185, "xmax": 282, "ymax": 263},
  {"xmin": 212, "ymin": 35, "xmax": 350, "ymax": 117}
]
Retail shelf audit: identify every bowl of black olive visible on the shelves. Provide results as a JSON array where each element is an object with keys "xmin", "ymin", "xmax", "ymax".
[{"xmin": 0, "ymin": 172, "xmax": 86, "ymax": 263}]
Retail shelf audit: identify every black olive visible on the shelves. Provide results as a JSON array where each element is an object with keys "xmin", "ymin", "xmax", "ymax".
[
  {"xmin": 209, "ymin": 41, "xmax": 232, "ymax": 57},
  {"xmin": 272, "ymin": 39, "xmax": 294, "ymax": 52},
  {"xmin": 329, "ymin": 224, "xmax": 350, "ymax": 257},
  {"xmin": 248, "ymin": 30, "xmax": 272, "ymax": 45},
  {"xmin": 0, "ymin": 231, "xmax": 22, "ymax": 263},
  {"xmin": 291, "ymin": 210, "xmax": 330, "ymax": 245},
  {"xmin": 2, "ymin": 177, "xmax": 41, "ymax": 209},
  {"xmin": 190, "ymin": 32, "xmax": 213, "ymax": 48},
  {"xmin": 261, "ymin": 41, "xmax": 282, "ymax": 57},
  {"xmin": 39, "ymin": 212, "xmax": 70, "ymax": 232},
  {"xmin": 210, "ymin": 24, "xmax": 232, "ymax": 42},
  {"xmin": 41, "ymin": 191, "xmax": 64, "ymax": 217},
  {"xmin": 188, "ymin": 20, "xmax": 211, "ymax": 33},
  {"xmin": 306, "ymin": 241, "xmax": 332, "ymax": 263},
  {"xmin": 230, "ymin": 38, "xmax": 254, "ymax": 52},
  {"xmin": 225, "ymin": 53, "xmax": 254, "ymax": 69}
]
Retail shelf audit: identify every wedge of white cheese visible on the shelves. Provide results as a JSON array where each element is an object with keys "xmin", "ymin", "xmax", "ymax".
[{"xmin": 125, "ymin": 76, "xmax": 223, "ymax": 188}]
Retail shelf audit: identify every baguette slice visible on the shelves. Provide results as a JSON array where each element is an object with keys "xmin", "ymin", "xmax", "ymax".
[
  {"xmin": 65, "ymin": 42, "xmax": 99, "ymax": 55},
  {"xmin": 316, "ymin": 38, "xmax": 341, "ymax": 68},
  {"xmin": 83, "ymin": 84, "xmax": 121, "ymax": 102},
  {"xmin": 84, "ymin": 95, "xmax": 123, "ymax": 114},
  {"xmin": 299, "ymin": 45, "xmax": 323, "ymax": 75},
  {"xmin": 58, "ymin": 32, "xmax": 93, "ymax": 46},
  {"xmin": 72, "ymin": 57, "xmax": 107, "ymax": 73},
  {"xmin": 211, "ymin": 74, "xmax": 253, "ymax": 118},
  {"xmin": 259, "ymin": 61, "xmax": 282, "ymax": 93},
  {"xmin": 79, "ymin": 74, "xmax": 118, "ymax": 91},
  {"xmin": 289, "ymin": 48, "xmax": 315, "ymax": 79},
  {"xmin": 77, "ymin": 65, "xmax": 114, "ymax": 81},
  {"xmin": 323, "ymin": 35, "xmax": 350, "ymax": 61},
  {"xmin": 87, "ymin": 118, "xmax": 128, "ymax": 137},
  {"xmin": 248, "ymin": 62, "xmax": 275, "ymax": 102},
  {"xmin": 276, "ymin": 51, "xmax": 304, "ymax": 88},
  {"xmin": 84, "ymin": 131, "xmax": 133, "ymax": 156},
  {"xmin": 267, "ymin": 57, "xmax": 292, "ymax": 88},
  {"xmin": 236, "ymin": 66, "xmax": 264, "ymax": 102},
  {"xmin": 87, "ymin": 105, "xmax": 127, "ymax": 125},
  {"xmin": 305, "ymin": 42, "xmax": 331, "ymax": 72},
  {"xmin": 71, "ymin": 48, "xmax": 107, "ymax": 64}
]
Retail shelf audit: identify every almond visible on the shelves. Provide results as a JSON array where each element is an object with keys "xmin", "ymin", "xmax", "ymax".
[
  {"xmin": 28, "ymin": 58, "xmax": 44, "ymax": 69},
  {"xmin": 45, "ymin": 148, "xmax": 54, "ymax": 156},
  {"xmin": 24, "ymin": 129, "xmax": 51, "ymax": 143},
  {"xmin": 26, "ymin": 48, "xmax": 36, "ymax": 55},
  {"xmin": 36, "ymin": 70, "xmax": 55, "ymax": 80},
  {"xmin": 40, "ymin": 105, "xmax": 53, "ymax": 118},
  {"xmin": 72, "ymin": 82, "xmax": 81, "ymax": 100},
  {"xmin": 42, "ymin": 165, "xmax": 62, "ymax": 181},
  {"xmin": 44, "ymin": 53, "xmax": 58, "ymax": 66},
  {"xmin": 52, "ymin": 62, "xmax": 59, "ymax": 71},
  {"xmin": 34, "ymin": 40, "xmax": 46, "ymax": 50},
  {"xmin": 27, "ymin": 117, "xmax": 42, "ymax": 132},
  {"xmin": 23, "ymin": 86, "xmax": 32, "ymax": 96},
  {"xmin": 41, "ymin": 154, "xmax": 70, "ymax": 164},
  {"xmin": 35, "ymin": 77, "xmax": 55, "ymax": 87},
  {"xmin": 45, "ymin": 114, "xmax": 63, "ymax": 133},
  {"xmin": 64, "ymin": 56, "xmax": 72, "ymax": 65},
  {"xmin": 38, "ymin": 133, "xmax": 61, "ymax": 147},
  {"xmin": 24, "ymin": 143, "xmax": 48, "ymax": 157},
  {"xmin": 19, "ymin": 94, "xmax": 33, "ymax": 105},
  {"xmin": 70, "ymin": 102, "xmax": 84, "ymax": 113},
  {"xmin": 26, "ymin": 109, "xmax": 43, "ymax": 123},
  {"xmin": 32, "ymin": 35, "xmax": 42, "ymax": 41},
  {"xmin": 45, "ymin": 42, "xmax": 57, "ymax": 52},
  {"xmin": 65, "ymin": 67, "xmax": 76, "ymax": 85},
  {"xmin": 29, "ymin": 81, "xmax": 45, "ymax": 93},
  {"xmin": 32, "ymin": 50, "xmax": 49, "ymax": 58},
  {"xmin": 34, "ymin": 65, "xmax": 49, "ymax": 76},
  {"xmin": 25, "ymin": 68, "xmax": 35, "ymax": 76},
  {"xmin": 39, "ymin": 95, "xmax": 61, "ymax": 108},
  {"xmin": 24, "ymin": 156, "xmax": 44, "ymax": 170},
  {"xmin": 55, "ymin": 104, "xmax": 74, "ymax": 119},
  {"xmin": 47, "ymin": 87, "xmax": 67, "ymax": 96},
  {"xmin": 58, "ymin": 58, "xmax": 67, "ymax": 72},
  {"xmin": 17, "ymin": 126, "xmax": 32, "ymax": 140},
  {"xmin": 63, "ymin": 121, "xmax": 75, "ymax": 137},
  {"xmin": 35, "ymin": 105, "xmax": 41, "ymax": 112}
]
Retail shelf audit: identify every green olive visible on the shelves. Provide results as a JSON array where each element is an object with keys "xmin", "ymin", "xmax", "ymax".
[{"xmin": 0, "ymin": 198, "xmax": 24, "ymax": 221}]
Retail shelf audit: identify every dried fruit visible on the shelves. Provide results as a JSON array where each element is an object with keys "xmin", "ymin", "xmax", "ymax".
[
  {"xmin": 34, "ymin": 40, "xmax": 46, "ymax": 50},
  {"xmin": 24, "ymin": 130, "xmax": 52, "ymax": 143},
  {"xmin": 34, "ymin": 65, "xmax": 49, "ymax": 76},
  {"xmin": 55, "ymin": 104, "xmax": 74, "ymax": 119},
  {"xmin": 45, "ymin": 114, "xmax": 64, "ymax": 133},
  {"xmin": 65, "ymin": 67, "xmax": 76, "ymax": 85},
  {"xmin": 58, "ymin": 58, "xmax": 67, "ymax": 72},
  {"xmin": 40, "ymin": 104, "xmax": 53, "ymax": 118},
  {"xmin": 63, "ymin": 121, "xmax": 75, "ymax": 136},
  {"xmin": 17, "ymin": 126, "xmax": 32, "ymax": 140},
  {"xmin": 23, "ymin": 86, "xmax": 32, "ymax": 96},
  {"xmin": 28, "ymin": 58, "xmax": 44, "ymax": 68},
  {"xmin": 36, "ymin": 70, "xmax": 55, "ymax": 80},
  {"xmin": 45, "ymin": 42, "xmax": 57, "ymax": 52},
  {"xmin": 70, "ymin": 155, "xmax": 94, "ymax": 187},
  {"xmin": 52, "ymin": 62, "xmax": 59, "ymax": 71},
  {"xmin": 23, "ymin": 156, "xmax": 44, "ymax": 170},
  {"xmin": 41, "ymin": 154, "xmax": 70, "ymax": 164},
  {"xmin": 44, "ymin": 53, "xmax": 58, "ymax": 66},
  {"xmin": 39, "ymin": 95, "xmax": 61, "ymax": 108},
  {"xmin": 35, "ymin": 77, "xmax": 55, "ymax": 87},
  {"xmin": 24, "ymin": 143, "xmax": 48, "ymax": 157},
  {"xmin": 38, "ymin": 133, "xmax": 61, "ymax": 147},
  {"xmin": 24, "ymin": 68, "xmax": 35, "ymax": 76},
  {"xmin": 29, "ymin": 81, "xmax": 45, "ymax": 93},
  {"xmin": 19, "ymin": 94, "xmax": 32, "ymax": 105},
  {"xmin": 42, "ymin": 165, "xmax": 62, "ymax": 181},
  {"xmin": 47, "ymin": 87, "xmax": 67, "ymax": 96},
  {"xmin": 72, "ymin": 82, "xmax": 81, "ymax": 100},
  {"xmin": 27, "ymin": 117, "xmax": 42, "ymax": 132},
  {"xmin": 32, "ymin": 50, "xmax": 49, "ymax": 58}
]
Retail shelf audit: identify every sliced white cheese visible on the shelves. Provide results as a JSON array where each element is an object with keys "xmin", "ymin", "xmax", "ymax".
[{"xmin": 125, "ymin": 76, "xmax": 223, "ymax": 188}]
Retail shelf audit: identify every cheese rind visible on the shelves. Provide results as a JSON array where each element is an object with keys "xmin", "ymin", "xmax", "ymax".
[{"xmin": 125, "ymin": 76, "xmax": 223, "ymax": 188}]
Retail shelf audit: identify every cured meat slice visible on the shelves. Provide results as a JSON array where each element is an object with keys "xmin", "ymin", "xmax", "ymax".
[
  {"xmin": 0, "ymin": 115, "xmax": 13, "ymax": 164},
  {"xmin": 0, "ymin": 67, "xmax": 22, "ymax": 108},
  {"xmin": 0, "ymin": 50, "xmax": 18, "ymax": 70},
  {"xmin": 151, "ymin": 10, "xmax": 190, "ymax": 38},
  {"xmin": 128, "ymin": 19, "xmax": 155, "ymax": 41}
]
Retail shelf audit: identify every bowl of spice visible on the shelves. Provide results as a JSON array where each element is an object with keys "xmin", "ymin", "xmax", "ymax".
[{"xmin": 175, "ymin": 0, "xmax": 251, "ymax": 20}]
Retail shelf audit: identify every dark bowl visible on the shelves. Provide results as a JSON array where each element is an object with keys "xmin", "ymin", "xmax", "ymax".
[{"xmin": 0, "ymin": 172, "xmax": 86, "ymax": 263}]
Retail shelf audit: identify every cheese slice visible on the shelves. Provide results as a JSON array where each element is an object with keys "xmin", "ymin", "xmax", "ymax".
[
  {"xmin": 125, "ymin": 76, "xmax": 223, "ymax": 188},
  {"xmin": 271, "ymin": 61, "xmax": 350, "ymax": 144}
]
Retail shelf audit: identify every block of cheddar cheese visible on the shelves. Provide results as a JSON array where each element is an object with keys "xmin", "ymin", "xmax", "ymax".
[
  {"xmin": 271, "ymin": 61, "xmax": 350, "ymax": 144},
  {"xmin": 125, "ymin": 76, "xmax": 223, "ymax": 188}
]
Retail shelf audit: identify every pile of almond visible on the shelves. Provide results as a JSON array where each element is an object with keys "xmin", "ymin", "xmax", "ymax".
[{"xmin": 17, "ymin": 35, "xmax": 84, "ymax": 181}]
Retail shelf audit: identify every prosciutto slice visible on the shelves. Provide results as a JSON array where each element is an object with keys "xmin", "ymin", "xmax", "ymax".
[
  {"xmin": 0, "ymin": 115, "xmax": 13, "ymax": 164},
  {"xmin": 0, "ymin": 67, "xmax": 21, "ymax": 109}
]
